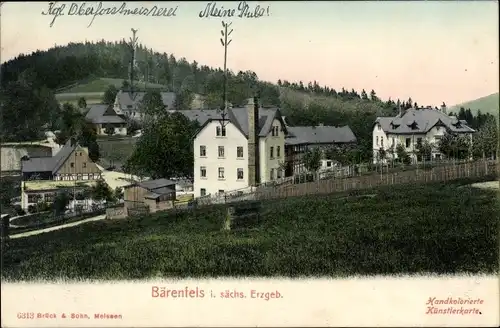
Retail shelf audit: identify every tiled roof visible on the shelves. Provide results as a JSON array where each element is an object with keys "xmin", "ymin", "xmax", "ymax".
[
  {"xmin": 127, "ymin": 178, "xmax": 176, "ymax": 196},
  {"xmin": 375, "ymin": 108, "xmax": 475, "ymax": 134},
  {"xmin": 178, "ymin": 107, "xmax": 286, "ymax": 137},
  {"xmin": 21, "ymin": 139, "xmax": 80, "ymax": 173},
  {"xmin": 85, "ymin": 104, "xmax": 126, "ymax": 124},
  {"xmin": 285, "ymin": 126, "xmax": 357, "ymax": 145},
  {"xmin": 116, "ymin": 90, "xmax": 176, "ymax": 111}
]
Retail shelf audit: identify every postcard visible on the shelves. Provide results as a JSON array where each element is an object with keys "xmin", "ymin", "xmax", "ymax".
[{"xmin": 1, "ymin": 1, "xmax": 499, "ymax": 327}]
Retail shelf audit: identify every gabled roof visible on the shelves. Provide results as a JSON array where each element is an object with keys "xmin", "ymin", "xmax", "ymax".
[
  {"xmin": 375, "ymin": 108, "xmax": 475, "ymax": 134},
  {"xmin": 285, "ymin": 126, "xmax": 357, "ymax": 145},
  {"xmin": 85, "ymin": 104, "xmax": 126, "ymax": 124},
  {"xmin": 115, "ymin": 90, "xmax": 176, "ymax": 111},
  {"xmin": 125, "ymin": 178, "xmax": 176, "ymax": 196},
  {"xmin": 21, "ymin": 139, "xmax": 81, "ymax": 173},
  {"xmin": 178, "ymin": 107, "xmax": 288, "ymax": 138}
]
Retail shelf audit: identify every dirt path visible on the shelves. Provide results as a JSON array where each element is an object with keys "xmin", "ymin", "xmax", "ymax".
[{"xmin": 9, "ymin": 215, "xmax": 106, "ymax": 239}]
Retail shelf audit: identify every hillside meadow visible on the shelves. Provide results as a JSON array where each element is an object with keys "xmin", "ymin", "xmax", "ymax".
[
  {"xmin": 3, "ymin": 177, "xmax": 498, "ymax": 281},
  {"xmin": 450, "ymin": 92, "xmax": 499, "ymax": 117}
]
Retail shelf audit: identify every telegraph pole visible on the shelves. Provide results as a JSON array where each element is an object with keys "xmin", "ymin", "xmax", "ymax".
[
  {"xmin": 129, "ymin": 28, "xmax": 139, "ymax": 205},
  {"xmin": 219, "ymin": 21, "xmax": 233, "ymax": 127},
  {"xmin": 129, "ymin": 28, "xmax": 139, "ymax": 93}
]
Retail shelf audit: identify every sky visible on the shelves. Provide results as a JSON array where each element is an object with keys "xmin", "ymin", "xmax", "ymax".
[{"xmin": 1, "ymin": 1, "xmax": 498, "ymax": 106}]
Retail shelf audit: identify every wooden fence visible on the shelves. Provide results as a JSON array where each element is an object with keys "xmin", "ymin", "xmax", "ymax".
[{"xmin": 255, "ymin": 160, "xmax": 498, "ymax": 200}]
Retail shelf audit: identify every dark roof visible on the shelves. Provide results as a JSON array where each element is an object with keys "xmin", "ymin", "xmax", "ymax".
[
  {"xmin": 126, "ymin": 178, "xmax": 176, "ymax": 195},
  {"xmin": 178, "ymin": 106, "xmax": 288, "ymax": 138},
  {"xmin": 285, "ymin": 126, "xmax": 357, "ymax": 145},
  {"xmin": 115, "ymin": 90, "xmax": 176, "ymax": 111},
  {"xmin": 375, "ymin": 108, "xmax": 475, "ymax": 134},
  {"xmin": 85, "ymin": 104, "xmax": 126, "ymax": 124},
  {"xmin": 21, "ymin": 139, "xmax": 79, "ymax": 173}
]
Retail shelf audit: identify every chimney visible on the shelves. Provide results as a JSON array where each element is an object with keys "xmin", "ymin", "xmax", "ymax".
[
  {"xmin": 247, "ymin": 97, "xmax": 260, "ymax": 186},
  {"xmin": 70, "ymin": 137, "xmax": 77, "ymax": 147}
]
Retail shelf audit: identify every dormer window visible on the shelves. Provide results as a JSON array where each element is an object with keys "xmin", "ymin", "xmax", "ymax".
[{"xmin": 408, "ymin": 121, "xmax": 418, "ymax": 130}]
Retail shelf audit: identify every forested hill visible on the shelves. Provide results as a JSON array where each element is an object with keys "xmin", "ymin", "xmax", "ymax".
[{"xmin": 2, "ymin": 40, "xmax": 424, "ymax": 159}]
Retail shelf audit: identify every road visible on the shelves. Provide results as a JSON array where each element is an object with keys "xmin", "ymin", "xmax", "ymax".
[{"xmin": 9, "ymin": 215, "xmax": 106, "ymax": 239}]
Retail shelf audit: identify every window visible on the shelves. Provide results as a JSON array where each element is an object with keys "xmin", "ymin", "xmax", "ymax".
[
  {"xmin": 218, "ymin": 146, "xmax": 225, "ymax": 158},
  {"xmin": 270, "ymin": 147, "xmax": 274, "ymax": 159},
  {"xmin": 80, "ymin": 152, "xmax": 83, "ymax": 156},
  {"xmin": 216, "ymin": 126, "xmax": 226, "ymax": 137},
  {"xmin": 44, "ymin": 193, "xmax": 55, "ymax": 203},
  {"xmin": 392, "ymin": 137, "xmax": 395, "ymax": 146},
  {"xmin": 377, "ymin": 125, "xmax": 381, "ymax": 131},
  {"xmin": 218, "ymin": 167, "xmax": 225, "ymax": 179},
  {"xmin": 381, "ymin": 137, "xmax": 384, "ymax": 147},
  {"xmin": 405, "ymin": 138, "xmax": 411, "ymax": 148},
  {"xmin": 277, "ymin": 169, "xmax": 282, "ymax": 179},
  {"xmin": 200, "ymin": 145, "xmax": 207, "ymax": 157},
  {"xmin": 272, "ymin": 126, "xmax": 279, "ymax": 136},
  {"xmin": 82, "ymin": 162, "xmax": 87, "ymax": 168},
  {"xmin": 326, "ymin": 161, "xmax": 332, "ymax": 167},
  {"xmin": 200, "ymin": 188, "xmax": 206, "ymax": 196},
  {"xmin": 270, "ymin": 168, "xmax": 275, "ymax": 180},
  {"xmin": 237, "ymin": 168, "xmax": 244, "ymax": 180},
  {"xmin": 70, "ymin": 162, "xmax": 75, "ymax": 168},
  {"xmin": 277, "ymin": 146, "xmax": 281, "ymax": 158},
  {"xmin": 417, "ymin": 137, "xmax": 422, "ymax": 145},
  {"xmin": 218, "ymin": 189, "xmax": 225, "ymax": 194},
  {"xmin": 376, "ymin": 136, "xmax": 379, "ymax": 146},
  {"xmin": 28, "ymin": 194, "xmax": 40, "ymax": 204},
  {"xmin": 237, "ymin": 146, "xmax": 244, "ymax": 158},
  {"xmin": 200, "ymin": 166, "xmax": 207, "ymax": 178}
]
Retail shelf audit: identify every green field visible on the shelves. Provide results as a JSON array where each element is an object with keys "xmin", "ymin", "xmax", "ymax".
[
  {"xmin": 55, "ymin": 77, "xmax": 169, "ymax": 105},
  {"xmin": 59, "ymin": 77, "xmax": 168, "ymax": 94},
  {"xmin": 3, "ymin": 178, "xmax": 498, "ymax": 281},
  {"xmin": 449, "ymin": 92, "xmax": 499, "ymax": 117},
  {"xmin": 97, "ymin": 136, "xmax": 137, "ymax": 168}
]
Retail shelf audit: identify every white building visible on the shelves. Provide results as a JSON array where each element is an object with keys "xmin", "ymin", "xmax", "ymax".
[
  {"xmin": 373, "ymin": 107, "xmax": 475, "ymax": 163},
  {"xmin": 113, "ymin": 90, "xmax": 176, "ymax": 121},
  {"xmin": 182, "ymin": 98, "xmax": 288, "ymax": 198}
]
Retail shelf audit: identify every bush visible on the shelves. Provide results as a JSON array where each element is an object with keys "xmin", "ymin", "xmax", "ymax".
[{"xmin": 13, "ymin": 205, "xmax": 26, "ymax": 216}]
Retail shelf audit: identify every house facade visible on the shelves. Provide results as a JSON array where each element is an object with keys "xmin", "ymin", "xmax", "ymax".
[
  {"xmin": 124, "ymin": 178, "xmax": 177, "ymax": 213},
  {"xmin": 284, "ymin": 125, "xmax": 357, "ymax": 176},
  {"xmin": 373, "ymin": 107, "xmax": 475, "ymax": 164},
  {"xmin": 113, "ymin": 90, "xmax": 176, "ymax": 121},
  {"xmin": 180, "ymin": 98, "xmax": 288, "ymax": 198},
  {"xmin": 20, "ymin": 139, "xmax": 102, "ymax": 210},
  {"xmin": 85, "ymin": 104, "xmax": 127, "ymax": 136}
]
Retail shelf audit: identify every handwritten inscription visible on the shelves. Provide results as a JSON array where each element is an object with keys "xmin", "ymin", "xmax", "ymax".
[
  {"xmin": 199, "ymin": 1, "xmax": 270, "ymax": 19},
  {"xmin": 41, "ymin": 2, "xmax": 178, "ymax": 28}
]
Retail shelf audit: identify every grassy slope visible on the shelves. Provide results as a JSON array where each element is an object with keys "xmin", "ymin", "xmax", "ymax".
[
  {"xmin": 59, "ymin": 77, "xmax": 168, "ymax": 94},
  {"xmin": 97, "ymin": 137, "xmax": 137, "ymax": 168},
  {"xmin": 3, "ymin": 180, "xmax": 498, "ymax": 281},
  {"xmin": 449, "ymin": 92, "xmax": 499, "ymax": 117},
  {"xmin": 54, "ymin": 77, "xmax": 169, "ymax": 104}
]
